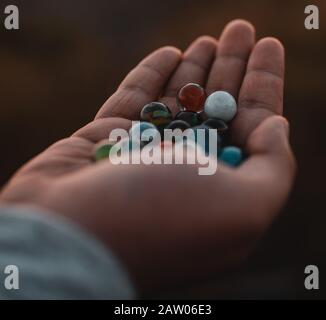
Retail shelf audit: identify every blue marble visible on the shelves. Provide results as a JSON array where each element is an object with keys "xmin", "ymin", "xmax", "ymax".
[
  {"xmin": 219, "ymin": 146, "xmax": 243, "ymax": 167},
  {"xmin": 129, "ymin": 122, "xmax": 160, "ymax": 144}
]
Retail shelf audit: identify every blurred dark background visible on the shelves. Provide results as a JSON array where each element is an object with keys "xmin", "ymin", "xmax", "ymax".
[{"xmin": 0, "ymin": 0, "xmax": 325, "ymax": 299}]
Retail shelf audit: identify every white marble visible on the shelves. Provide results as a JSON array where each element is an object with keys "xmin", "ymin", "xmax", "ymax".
[{"xmin": 204, "ymin": 91, "xmax": 237, "ymax": 122}]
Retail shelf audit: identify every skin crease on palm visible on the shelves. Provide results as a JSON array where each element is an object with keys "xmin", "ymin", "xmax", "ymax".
[{"xmin": 0, "ymin": 20, "xmax": 296, "ymax": 294}]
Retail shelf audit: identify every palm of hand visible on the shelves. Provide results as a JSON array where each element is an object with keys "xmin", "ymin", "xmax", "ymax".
[{"xmin": 0, "ymin": 20, "xmax": 296, "ymax": 292}]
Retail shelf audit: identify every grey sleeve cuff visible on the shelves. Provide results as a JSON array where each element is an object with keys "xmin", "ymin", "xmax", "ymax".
[{"xmin": 0, "ymin": 206, "xmax": 136, "ymax": 300}]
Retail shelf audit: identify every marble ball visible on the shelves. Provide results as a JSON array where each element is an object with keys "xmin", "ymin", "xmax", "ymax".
[
  {"xmin": 189, "ymin": 125, "xmax": 222, "ymax": 156},
  {"xmin": 129, "ymin": 122, "xmax": 160, "ymax": 144},
  {"xmin": 177, "ymin": 83, "xmax": 206, "ymax": 112},
  {"xmin": 198, "ymin": 110, "xmax": 208, "ymax": 123},
  {"xmin": 175, "ymin": 111, "xmax": 201, "ymax": 127},
  {"xmin": 219, "ymin": 146, "xmax": 243, "ymax": 167},
  {"xmin": 140, "ymin": 102, "xmax": 172, "ymax": 130},
  {"xmin": 204, "ymin": 91, "xmax": 237, "ymax": 122},
  {"xmin": 166, "ymin": 120, "xmax": 191, "ymax": 131},
  {"xmin": 94, "ymin": 142, "xmax": 114, "ymax": 162},
  {"xmin": 164, "ymin": 120, "xmax": 191, "ymax": 143},
  {"xmin": 203, "ymin": 118, "xmax": 228, "ymax": 133}
]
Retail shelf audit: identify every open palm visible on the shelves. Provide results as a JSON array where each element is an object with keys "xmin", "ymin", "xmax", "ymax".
[{"xmin": 0, "ymin": 20, "xmax": 296, "ymax": 293}]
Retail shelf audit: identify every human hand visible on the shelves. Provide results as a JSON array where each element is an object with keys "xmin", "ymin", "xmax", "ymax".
[{"xmin": 0, "ymin": 20, "xmax": 296, "ymax": 293}]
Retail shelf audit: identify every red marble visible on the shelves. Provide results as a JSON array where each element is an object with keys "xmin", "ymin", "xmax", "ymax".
[{"xmin": 177, "ymin": 83, "xmax": 206, "ymax": 112}]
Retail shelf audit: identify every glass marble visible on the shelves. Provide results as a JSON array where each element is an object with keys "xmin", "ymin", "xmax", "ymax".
[
  {"xmin": 110, "ymin": 137, "xmax": 145, "ymax": 159},
  {"xmin": 189, "ymin": 125, "xmax": 222, "ymax": 156},
  {"xmin": 204, "ymin": 91, "xmax": 237, "ymax": 122},
  {"xmin": 198, "ymin": 110, "xmax": 208, "ymax": 123},
  {"xmin": 94, "ymin": 142, "xmax": 114, "ymax": 162},
  {"xmin": 177, "ymin": 83, "xmax": 206, "ymax": 112},
  {"xmin": 166, "ymin": 120, "xmax": 191, "ymax": 131},
  {"xmin": 140, "ymin": 102, "xmax": 172, "ymax": 130},
  {"xmin": 129, "ymin": 121, "xmax": 160, "ymax": 144},
  {"xmin": 175, "ymin": 111, "xmax": 201, "ymax": 127},
  {"xmin": 203, "ymin": 118, "xmax": 228, "ymax": 134},
  {"xmin": 219, "ymin": 146, "xmax": 243, "ymax": 167}
]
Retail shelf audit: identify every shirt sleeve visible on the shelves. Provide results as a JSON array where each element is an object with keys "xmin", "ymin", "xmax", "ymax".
[{"xmin": 0, "ymin": 206, "xmax": 136, "ymax": 300}]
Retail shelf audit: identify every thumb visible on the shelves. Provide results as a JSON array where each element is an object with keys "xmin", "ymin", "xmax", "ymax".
[{"xmin": 239, "ymin": 115, "xmax": 297, "ymax": 186}]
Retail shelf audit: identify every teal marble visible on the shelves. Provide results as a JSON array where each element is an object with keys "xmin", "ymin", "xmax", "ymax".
[
  {"xmin": 129, "ymin": 122, "xmax": 160, "ymax": 144},
  {"xmin": 219, "ymin": 146, "xmax": 243, "ymax": 167}
]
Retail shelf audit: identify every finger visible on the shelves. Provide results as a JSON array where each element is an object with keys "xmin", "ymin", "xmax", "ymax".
[
  {"xmin": 206, "ymin": 20, "xmax": 255, "ymax": 98},
  {"xmin": 95, "ymin": 46, "xmax": 182, "ymax": 120},
  {"xmin": 160, "ymin": 36, "xmax": 216, "ymax": 115},
  {"xmin": 238, "ymin": 116, "xmax": 296, "ymax": 216},
  {"xmin": 73, "ymin": 117, "xmax": 132, "ymax": 143},
  {"xmin": 19, "ymin": 137, "xmax": 95, "ymax": 178},
  {"xmin": 232, "ymin": 38, "xmax": 285, "ymax": 146}
]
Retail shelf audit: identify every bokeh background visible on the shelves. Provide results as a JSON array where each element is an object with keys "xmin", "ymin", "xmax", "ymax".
[{"xmin": 0, "ymin": 0, "xmax": 325, "ymax": 299}]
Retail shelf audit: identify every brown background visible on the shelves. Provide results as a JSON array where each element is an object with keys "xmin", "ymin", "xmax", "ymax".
[{"xmin": 0, "ymin": 0, "xmax": 325, "ymax": 298}]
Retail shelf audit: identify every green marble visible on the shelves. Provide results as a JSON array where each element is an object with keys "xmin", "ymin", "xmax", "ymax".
[{"xmin": 94, "ymin": 144, "xmax": 114, "ymax": 162}]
